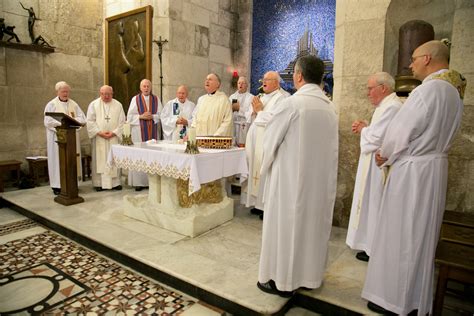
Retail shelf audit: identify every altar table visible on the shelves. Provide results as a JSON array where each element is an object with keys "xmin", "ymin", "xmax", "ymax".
[{"xmin": 108, "ymin": 142, "xmax": 248, "ymax": 237}]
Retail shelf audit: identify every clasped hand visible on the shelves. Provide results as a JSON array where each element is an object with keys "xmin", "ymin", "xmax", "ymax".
[
  {"xmin": 140, "ymin": 111, "xmax": 153, "ymax": 120},
  {"xmin": 251, "ymin": 96, "xmax": 263, "ymax": 114},
  {"xmin": 97, "ymin": 131, "xmax": 115, "ymax": 139},
  {"xmin": 351, "ymin": 120, "xmax": 367, "ymax": 134}
]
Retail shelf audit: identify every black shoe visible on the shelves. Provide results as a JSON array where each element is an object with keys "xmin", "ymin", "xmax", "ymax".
[
  {"xmin": 367, "ymin": 301, "xmax": 396, "ymax": 315},
  {"xmin": 356, "ymin": 251, "xmax": 370, "ymax": 262},
  {"xmin": 112, "ymin": 185, "xmax": 122, "ymax": 191},
  {"xmin": 52, "ymin": 188, "xmax": 61, "ymax": 195},
  {"xmin": 259, "ymin": 214, "xmax": 264, "ymax": 220},
  {"xmin": 257, "ymin": 280, "xmax": 294, "ymax": 298},
  {"xmin": 250, "ymin": 208, "xmax": 263, "ymax": 215},
  {"xmin": 135, "ymin": 186, "xmax": 143, "ymax": 191},
  {"xmin": 94, "ymin": 187, "xmax": 104, "ymax": 192}
]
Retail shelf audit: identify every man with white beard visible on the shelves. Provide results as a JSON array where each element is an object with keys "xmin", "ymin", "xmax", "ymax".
[
  {"xmin": 346, "ymin": 72, "xmax": 402, "ymax": 262},
  {"xmin": 44, "ymin": 81, "xmax": 86, "ymax": 195},
  {"xmin": 87, "ymin": 85, "xmax": 126, "ymax": 191}
]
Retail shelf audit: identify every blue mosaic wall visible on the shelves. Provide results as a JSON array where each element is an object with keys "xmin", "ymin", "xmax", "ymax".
[{"xmin": 251, "ymin": 0, "xmax": 336, "ymax": 95}]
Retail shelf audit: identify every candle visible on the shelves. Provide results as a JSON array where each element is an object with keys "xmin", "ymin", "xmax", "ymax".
[
  {"xmin": 188, "ymin": 127, "xmax": 196, "ymax": 142},
  {"xmin": 123, "ymin": 123, "xmax": 131, "ymax": 136}
]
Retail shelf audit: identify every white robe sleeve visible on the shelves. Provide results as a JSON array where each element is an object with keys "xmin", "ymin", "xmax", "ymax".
[
  {"xmin": 260, "ymin": 99, "xmax": 295, "ymax": 175},
  {"xmin": 74, "ymin": 104, "xmax": 87, "ymax": 125},
  {"xmin": 112, "ymin": 107, "xmax": 126, "ymax": 141},
  {"xmin": 161, "ymin": 100, "xmax": 178, "ymax": 139},
  {"xmin": 213, "ymin": 99, "xmax": 233, "ymax": 136},
  {"xmin": 360, "ymin": 105, "xmax": 401, "ymax": 155},
  {"xmin": 86, "ymin": 102, "xmax": 100, "ymax": 138},
  {"xmin": 380, "ymin": 90, "xmax": 430, "ymax": 166},
  {"xmin": 44, "ymin": 102, "xmax": 61, "ymax": 131},
  {"xmin": 127, "ymin": 98, "xmax": 140, "ymax": 126}
]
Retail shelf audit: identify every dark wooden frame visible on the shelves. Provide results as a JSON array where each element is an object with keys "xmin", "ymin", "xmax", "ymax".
[{"xmin": 105, "ymin": 6, "xmax": 153, "ymax": 113}]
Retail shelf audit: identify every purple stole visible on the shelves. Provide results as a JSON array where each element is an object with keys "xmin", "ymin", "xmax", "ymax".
[{"xmin": 136, "ymin": 94, "xmax": 158, "ymax": 140}]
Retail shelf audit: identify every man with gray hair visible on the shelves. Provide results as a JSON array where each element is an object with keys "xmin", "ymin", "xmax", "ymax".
[
  {"xmin": 242, "ymin": 71, "xmax": 287, "ymax": 218},
  {"xmin": 87, "ymin": 85, "xmax": 126, "ymax": 191},
  {"xmin": 345, "ymin": 72, "xmax": 402, "ymax": 262},
  {"xmin": 191, "ymin": 73, "xmax": 233, "ymax": 136},
  {"xmin": 44, "ymin": 81, "xmax": 86, "ymax": 195},
  {"xmin": 363, "ymin": 40, "xmax": 465, "ymax": 315}
]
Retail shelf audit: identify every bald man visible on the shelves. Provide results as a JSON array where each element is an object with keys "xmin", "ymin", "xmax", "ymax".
[
  {"xmin": 191, "ymin": 73, "xmax": 233, "ymax": 136},
  {"xmin": 362, "ymin": 40, "xmax": 466, "ymax": 315},
  {"xmin": 229, "ymin": 76, "xmax": 254, "ymax": 146},
  {"xmin": 162, "ymin": 85, "xmax": 196, "ymax": 141},
  {"xmin": 87, "ymin": 85, "xmax": 126, "ymax": 191},
  {"xmin": 127, "ymin": 79, "xmax": 162, "ymax": 191},
  {"xmin": 242, "ymin": 71, "xmax": 288, "ymax": 218}
]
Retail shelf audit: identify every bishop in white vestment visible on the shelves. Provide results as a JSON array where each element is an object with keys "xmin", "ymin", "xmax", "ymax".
[
  {"xmin": 86, "ymin": 85, "xmax": 126, "ymax": 190},
  {"xmin": 241, "ymin": 71, "xmax": 287, "ymax": 212},
  {"xmin": 162, "ymin": 85, "xmax": 195, "ymax": 141},
  {"xmin": 191, "ymin": 73, "xmax": 233, "ymax": 136},
  {"xmin": 346, "ymin": 73, "xmax": 402, "ymax": 260},
  {"xmin": 44, "ymin": 81, "xmax": 86, "ymax": 195},
  {"xmin": 362, "ymin": 41, "xmax": 465, "ymax": 315},
  {"xmin": 257, "ymin": 56, "xmax": 338, "ymax": 295},
  {"xmin": 127, "ymin": 79, "xmax": 162, "ymax": 190},
  {"xmin": 229, "ymin": 76, "xmax": 254, "ymax": 146}
]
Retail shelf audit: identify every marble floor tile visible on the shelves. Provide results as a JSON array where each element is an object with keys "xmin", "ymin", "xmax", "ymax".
[
  {"xmin": 0, "ymin": 217, "xmax": 211, "ymax": 315},
  {"xmin": 0, "ymin": 207, "xmax": 27, "ymax": 225},
  {"xmin": 1, "ymin": 183, "xmax": 372, "ymax": 315}
]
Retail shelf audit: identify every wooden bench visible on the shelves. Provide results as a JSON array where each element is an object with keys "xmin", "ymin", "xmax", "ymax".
[
  {"xmin": 433, "ymin": 211, "xmax": 474, "ymax": 316},
  {"xmin": 26, "ymin": 157, "xmax": 49, "ymax": 186},
  {"xmin": 0, "ymin": 160, "xmax": 22, "ymax": 192}
]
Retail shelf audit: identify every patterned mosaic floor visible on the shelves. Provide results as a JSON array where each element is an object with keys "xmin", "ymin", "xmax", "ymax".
[{"xmin": 0, "ymin": 218, "xmax": 205, "ymax": 315}]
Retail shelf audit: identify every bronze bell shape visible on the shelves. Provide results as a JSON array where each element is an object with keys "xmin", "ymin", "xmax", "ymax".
[{"xmin": 395, "ymin": 20, "xmax": 434, "ymax": 96}]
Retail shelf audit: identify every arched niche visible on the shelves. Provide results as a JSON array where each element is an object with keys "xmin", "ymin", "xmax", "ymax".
[{"xmin": 383, "ymin": 0, "xmax": 455, "ymax": 75}]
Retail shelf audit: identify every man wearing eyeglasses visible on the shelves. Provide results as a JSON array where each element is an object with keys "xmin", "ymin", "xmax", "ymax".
[
  {"xmin": 362, "ymin": 40, "xmax": 466, "ymax": 315},
  {"xmin": 241, "ymin": 71, "xmax": 288, "ymax": 219},
  {"xmin": 346, "ymin": 72, "xmax": 402, "ymax": 263}
]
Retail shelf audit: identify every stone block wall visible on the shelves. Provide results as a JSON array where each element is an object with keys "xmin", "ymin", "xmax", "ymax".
[
  {"xmin": 107, "ymin": 0, "xmax": 247, "ymax": 105},
  {"xmin": 0, "ymin": 0, "xmax": 103, "ymax": 170}
]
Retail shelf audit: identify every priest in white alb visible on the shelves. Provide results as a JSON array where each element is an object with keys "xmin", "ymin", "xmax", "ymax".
[
  {"xmin": 162, "ymin": 85, "xmax": 195, "ymax": 141},
  {"xmin": 86, "ymin": 85, "xmax": 126, "ymax": 191},
  {"xmin": 362, "ymin": 40, "xmax": 465, "ymax": 315},
  {"xmin": 345, "ymin": 72, "xmax": 402, "ymax": 262},
  {"xmin": 228, "ymin": 76, "xmax": 253, "ymax": 146},
  {"xmin": 257, "ymin": 55, "xmax": 338, "ymax": 296},
  {"xmin": 44, "ymin": 81, "xmax": 86, "ymax": 195},
  {"xmin": 191, "ymin": 73, "xmax": 233, "ymax": 136},
  {"xmin": 241, "ymin": 71, "xmax": 287, "ymax": 217},
  {"xmin": 127, "ymin": 79, "xmax": 161, "ymax": 191}
]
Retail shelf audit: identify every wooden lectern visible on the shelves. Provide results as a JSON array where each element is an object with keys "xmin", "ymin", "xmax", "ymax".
[{"xmin": 45, "ymin": 112, "xmax": 85, "ymax": 206}]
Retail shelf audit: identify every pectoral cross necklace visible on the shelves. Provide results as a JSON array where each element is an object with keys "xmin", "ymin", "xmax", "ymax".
[{"xmin": 103, "ymin": 103, "xmax": 111, "ymax": 123}]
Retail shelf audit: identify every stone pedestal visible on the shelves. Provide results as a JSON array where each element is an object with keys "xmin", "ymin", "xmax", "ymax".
[{"xmin": 123, "ymin": 175, "xmax": 234, "ymax": 237}]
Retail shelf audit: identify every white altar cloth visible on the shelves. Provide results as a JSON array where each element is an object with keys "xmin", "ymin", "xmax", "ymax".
[{"xmin": 108, "ymin": 142, "xmax": 248, "ymax": 195}]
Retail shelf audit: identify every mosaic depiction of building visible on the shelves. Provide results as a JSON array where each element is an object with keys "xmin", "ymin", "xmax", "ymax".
[{"xmin": 251, "ymin": 0, "xmax": 335, "ymax": 95}]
